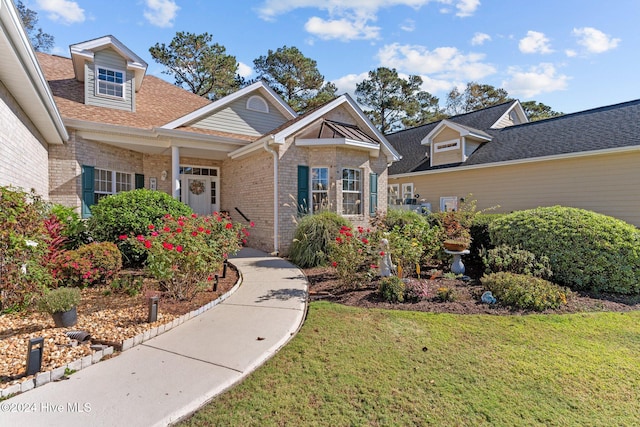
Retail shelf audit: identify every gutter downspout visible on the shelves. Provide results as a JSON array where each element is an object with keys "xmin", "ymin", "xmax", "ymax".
[{"xmin": 263, "ymin": 139, "xmax": 279, "ymax": 255}]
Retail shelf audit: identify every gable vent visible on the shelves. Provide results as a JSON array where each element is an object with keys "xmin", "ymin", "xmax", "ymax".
[{"xmin": 247, "ymin": 95, "xmax": 269, "ymax": 113}]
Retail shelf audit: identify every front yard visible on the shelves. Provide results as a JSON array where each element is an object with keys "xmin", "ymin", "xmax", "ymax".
[{"xmin": 181, "ymin": 301, "xmax": 640, "ymax": 426}]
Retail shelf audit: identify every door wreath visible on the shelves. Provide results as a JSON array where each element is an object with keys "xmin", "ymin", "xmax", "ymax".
[{"xmin": 189, "ymin": 179, "xmax": 206, "ymax": 195}]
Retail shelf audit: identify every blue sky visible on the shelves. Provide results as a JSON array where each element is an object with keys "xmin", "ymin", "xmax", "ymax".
[{"xmin": 23, "ymin": 0, "xmax": 639, "ymax": 114}]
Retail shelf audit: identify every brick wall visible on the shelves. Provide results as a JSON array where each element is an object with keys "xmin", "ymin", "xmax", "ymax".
[{"xmin": 0, "ymin": 82, "xmax": 50, "ymax": 197}]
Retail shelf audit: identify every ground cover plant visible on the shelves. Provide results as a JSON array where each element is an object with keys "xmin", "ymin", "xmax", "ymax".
[{"xmin": 181, "ymin": 302, "xmax": 640, "ymax": 426}]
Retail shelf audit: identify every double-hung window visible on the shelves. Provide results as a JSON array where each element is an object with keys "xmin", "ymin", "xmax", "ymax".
[
  {"xmin": 311, "ymin": 167, "xmax": 329, "ymax": 212},
  {"xmin": 95, "ymin": 169, "xmax": 132, "ymax": 202},
  {"xmin": 342, "ymin": 168, "xmax": 361, "ymax": 215},
  {"xmin": 97, "ymin": 67, "xmax": 124, "ymax": 98}
]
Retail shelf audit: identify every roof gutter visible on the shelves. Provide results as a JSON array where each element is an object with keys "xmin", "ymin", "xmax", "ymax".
[{"xmin": 263, "ymin": 138, "xmax": 279, "ymax": 256}]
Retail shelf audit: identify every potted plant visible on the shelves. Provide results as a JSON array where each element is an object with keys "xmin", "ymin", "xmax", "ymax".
[{"xmin": 37, "ymin": 287, "xmax": 81, "ymax": 328}]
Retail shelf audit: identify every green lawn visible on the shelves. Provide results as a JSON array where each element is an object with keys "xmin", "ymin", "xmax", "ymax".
[{"xmin": 181, "ymin": 302, "xmax": 640, "ymax": 426}]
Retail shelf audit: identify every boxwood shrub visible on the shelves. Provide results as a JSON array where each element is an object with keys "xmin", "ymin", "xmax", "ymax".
[
  {"xmin": 481, "ymin": 272, "xmax": 569, "ymax": 311},
  {"xmin": 288, "ymin": 212, "xmax": 350, "ymax": 268},
  {"xmin": 379, "ymin": 276, "xmax": 405, "ymax": 303},
  {"xmin": 489, "ymin": 206, "xmax": 640, "ymax": 294}
]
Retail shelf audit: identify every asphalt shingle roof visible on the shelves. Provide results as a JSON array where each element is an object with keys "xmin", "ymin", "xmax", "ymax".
[{"xmin": 388, "ymin": 99, "xmax": 640, "ymax": 175}]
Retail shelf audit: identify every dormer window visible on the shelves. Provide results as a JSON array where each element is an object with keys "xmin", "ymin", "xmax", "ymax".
[
  {"xmin": 97, "ymin": 67, "xmax": 124, "ymax": 98},
  {"xmin": 246, "ymin": 95, "xmax": 269, "ymax": 113}
]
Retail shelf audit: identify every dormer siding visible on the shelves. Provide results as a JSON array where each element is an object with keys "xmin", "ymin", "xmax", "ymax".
[
  {"xmin": 431, "ymin": 127, "xmax": 463, "ymax": 167},
  {"xmin": 85, "ymin": 48, "xmax": 135, "ymax": 112}
]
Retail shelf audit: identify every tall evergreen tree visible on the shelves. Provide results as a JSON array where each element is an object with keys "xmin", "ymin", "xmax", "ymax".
[
  {"xmin": 149, "ymin": 32, "xmax": 240, "ymax": 100},
  {"xmin": 521, "ymin": 100, "xmax": 563, "ymax": 121},
  {"xmin": 16, "ymin": 0, "xmax": 54, "ymax": 52}
]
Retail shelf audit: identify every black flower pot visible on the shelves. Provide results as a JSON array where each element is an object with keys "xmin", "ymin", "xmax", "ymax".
[{"xmin": 52, "ymin": 307, "xmax": 78, "ymax": 328}]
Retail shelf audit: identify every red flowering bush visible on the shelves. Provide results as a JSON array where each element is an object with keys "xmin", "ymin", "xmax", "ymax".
[
  {"xmin": 53, "ymin": 242, "xmax": 122, "ymax": 288},
  {"xmin": 329, "ymin": 225, "xmax": 379, "ymax": 288},
  {"xmin": 127, "ymin": 213, "xmax": 248, "ymax": 300}
]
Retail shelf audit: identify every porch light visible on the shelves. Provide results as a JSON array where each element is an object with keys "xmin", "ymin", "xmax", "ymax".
[{"xmin": 161, "ymin": 170, "xmax": 168, "ymax": 181}]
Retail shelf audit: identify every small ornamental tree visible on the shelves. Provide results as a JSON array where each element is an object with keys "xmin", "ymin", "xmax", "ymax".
[{"xmin": 127, "ymin": 213, "xmax": 249, "ymax": 300}]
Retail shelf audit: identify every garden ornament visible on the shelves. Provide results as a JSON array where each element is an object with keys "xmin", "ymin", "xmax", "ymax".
[
  {"xmin": 379, "ymin": 238, "xmax": 396, "ymax": 277},
  {"xmin": 481, "ymin": 291, "xmax": 497, "ymax": 304}
]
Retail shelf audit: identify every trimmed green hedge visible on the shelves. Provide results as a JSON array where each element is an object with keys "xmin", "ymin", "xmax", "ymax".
[
  {"xmin": 489, "ymin": 206, "xmax": 640, "ymax": 294},
  {"xmin": 481, "ymin": 272, "xmax": 569, "ymax": 311}
]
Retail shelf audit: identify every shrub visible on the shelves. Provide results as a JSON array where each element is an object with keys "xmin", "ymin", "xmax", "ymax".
[
  {"xmin": 404, "ymin": 280, "xmax": 430, "ymax": 302},
  {"xmin": 379, "ymin": 276, "xmax": 405, "ymax": 302},
  {"xmin": 468, "ymin": 213, "xmax": 504, "ymax": 266},
  {"xmin": 289, "ymin": 212, "xmax": 350, "ymax": 268},
  {"xmin": 54, "ymin": 242, "xmax": 122, "ymax": 287},
  {"xmin": 87, "ymin": 189, "xmax": 193, "ymax": 266},
  {"xmin": 481, "ymin": 272, "xmax": 569, "ymax": 311},
  {"xmin": 48, "ymin": 204, "xmax": 90, "ymax": 249},
  {"xmin": 382, "ymin": 209, "xmax": 426, "ymax": 230},
  {"xmin": 490, "ymin": 206, "xmax": 640, "ymax": 294},
  {"xmin": 109, "ymin": 273, "xmax": 143, "ymax": 297},
  {"xmin": 128, "ymin": 213, "xmax": 245, "ymax": 300},
  {"xmin": 482, "ymin": 245, "xmax": 553, "ymax": 279},
  {"xmin": 37, "ymin": 287, "xmax": 81, "ymax": 314},
  {"xmin": 380, "ymin": 210, "xmax": 441, "ymax": 268},
  {"xmin": 0, "ymin": 187, "xmax": 51, "ymax": 312},
  {"xmin": 436, "ymin": 286, "xmax": 456, "ymax": 302},
  {"xmin": 329, "ymin": 226, "xmax": 379, "ymax": 288}
]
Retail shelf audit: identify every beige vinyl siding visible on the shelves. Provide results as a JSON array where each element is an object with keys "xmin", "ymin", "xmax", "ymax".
[
  {"xmin": 493, "ymin": 113, "xmax": 516, "ymax": 129},
  {"xmin": 465, "ymin": 140, "xmax": 482, "ymax": 158},
  {"xmin": 389, "ymin": 150, "xmax": 640, "ymax": 227},
  {"xmin": 192, "ymin": 95, "xmax": 289, "ymax": 136},
  {"xmin": 85, "ymin": 49, "xmax": 135, "ymax": 112}
]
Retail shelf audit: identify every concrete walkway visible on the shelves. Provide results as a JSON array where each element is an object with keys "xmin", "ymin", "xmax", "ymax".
[{"xmin": 2, "ymin": 248, "xmax": 308, "ymax": 427}]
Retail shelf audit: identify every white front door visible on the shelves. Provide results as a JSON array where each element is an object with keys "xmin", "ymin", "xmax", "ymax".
[{"xmin": 180, "ymin": 167, "xmax": 220, "ymax": 215}]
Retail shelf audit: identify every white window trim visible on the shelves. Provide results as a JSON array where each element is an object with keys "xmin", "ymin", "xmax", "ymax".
[
  {"xmin": 95, "ymin": 168, "xmax": 132, "ymax": 197},
  {"xmin": 178, "ymin": 165, "xmax": 220, "ymax": 207},
  {"xmin": 96, "ymin": 66, "xmax": 125, "ymax": 99},
  {"xmin": 341, "ymin": 167, "xmax": 362, "ymax": 216},
  {"xmin": 310, "ymin": 166, "xmax": 329, "ymax": 213},
  {"xmin": 246, "ymin": 95, "xmax": 269, "ymax": 113},
  {"xmin": 388, "ymin": 184, "xmax": 400, "ymax": 206},
  {"xmin": 440, "ymin": 196, "xmax": 458, "ymax": 212},
  {"xmin": 434, "ymin": 139, "xmax": 460, "ymax": 153}
]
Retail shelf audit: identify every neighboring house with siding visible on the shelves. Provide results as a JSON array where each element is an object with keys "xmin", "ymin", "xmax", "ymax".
[
  {"xmin": 36, "ymin": 35, "xmax": 399, "ymax": 255},
  {"xmin": 0, "ymin": 0, "xmax": 67, "ymax": 196},
  {"xmin": 386, "ymin": 99, "xmax": 640, "ymax": 227}
]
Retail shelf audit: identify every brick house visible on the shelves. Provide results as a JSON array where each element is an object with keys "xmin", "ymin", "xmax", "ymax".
[
  {"xmin": 34, "ymin": 35, "xmax": 399, "ymax": 255},
  {"xmin": 0, "ymin": 0, "xmax": 67, "ymax": 196}
]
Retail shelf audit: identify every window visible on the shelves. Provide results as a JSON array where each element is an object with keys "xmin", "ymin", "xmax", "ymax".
[
  {"xmin": 311, "ymin": 167, "xmax": 329, "ymax": 212},
  {"xmin": 246, "ymin": 95, "xmax": 269, "ymax": 113},
  {"xmin": 97, "ymin": 67, "xmax": 124, "ymax": 98},
  {"xmin": 402, "ymin": 183, "xmax": 414, "ymax": 204},
  {"xmin": 388, "ymin": 184, "xmax": 400, "ymax": 206},
  {"xmin": 434, "ymin": 139, "xmax": 460, "ymax": 153},
  {"xmin": 342, "ymin": 168, "xmax": 361, "ymax": 215},
  {"xmin": 95, "ymin": 168, "xmax": 132, "ymax": 202},
  {"xmin": 440, "ymin": 196, "xmax": 458, "ymax": 212}
]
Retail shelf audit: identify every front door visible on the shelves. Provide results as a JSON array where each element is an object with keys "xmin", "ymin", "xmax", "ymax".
[{"xmin": 180, "ymin": 167, "xmax": 220, "ymax": 215}]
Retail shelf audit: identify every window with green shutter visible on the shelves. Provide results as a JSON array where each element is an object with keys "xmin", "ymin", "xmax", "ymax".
[
  {"xmin": 297, "ymin": 165, "xmax": 309, "ymax": 215},
  {"xmin": 370, "ymin": 172, "xmax": 378, "ymax": 215},
  {"xmin": 81, "ymin": 165, "xmax": 95, "ymax": 218}
]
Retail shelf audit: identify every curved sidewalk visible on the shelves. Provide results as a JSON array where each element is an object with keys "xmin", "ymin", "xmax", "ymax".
[{"xmin": 2, "ymin": 248, "xmax": 308, "ymax": 427}]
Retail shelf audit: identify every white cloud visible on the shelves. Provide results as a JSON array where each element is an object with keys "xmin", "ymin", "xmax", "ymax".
[
  {"xmin": 565, "ymin": 49, "xmax": 577, "ymax": 58},
  {"xmin": 502, "ymin": 63, "xmax": 569, "ymax": 98},
  {"xmin": 305, "ymin": 16, "xmax": 380, "ymax": 40},
  {"xmin": 471, "ymin": 32, "xmax": 491, "ymax": 46},
  {"xmin": 518, "ymin": 31, "xmax": 553, "ymax": 54},
  {"xmin": 36, "ymin": 0, "xmax": 85, "ymax": 24},
  {"xmin": 143, "ymin": 0, "xmax": 180, "ymax": 28},
  {"xmin": 401, "ymin": 19, "xmax": 415, "ymax": 32},
  {"xmin": 455, "ymin": 0, "xmax": 480, "ymax": 17},
  {"xmin": 376, "ymin": 43, "xmax": 496, "ymax": 81},
  {"xmin": 237, "ymin": 62, "xmax": 254, "ymax": 79},
  {"xmin": 572, "ymin": 27, "xmax": 620, "ymax": 54},
  {"xmin": 332, "ymin": 72, "xmax": 370, "ymax": 97}
]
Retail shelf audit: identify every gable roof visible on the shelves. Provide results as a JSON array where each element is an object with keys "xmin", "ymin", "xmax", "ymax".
[
  {"xmin": 0, "ymin": 0, "xmax": 67, "ymax": 144},
  {"xmin": 387, "ymin": 101, "xmax": 517, "ymax": 174},
  {"xmin": 37, "ymin": 52, "xmax": 212, "ymax": 130},
  {"xmin": 70, "ymin": 35, "xmax": 148, "ymax": 91},
  {"xmin": 162, "ymin": 80, "xmax": 297, "ymax": 129}
]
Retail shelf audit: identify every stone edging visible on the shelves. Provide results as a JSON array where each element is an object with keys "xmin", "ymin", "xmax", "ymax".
[{"xmin": 1, "ymin": 266, "xmax": 243, "ymax": 399}]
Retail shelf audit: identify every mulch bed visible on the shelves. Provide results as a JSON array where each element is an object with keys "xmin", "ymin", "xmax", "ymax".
[
  {"xmin": 303, "ymin": 266, "xmax": 640, "ymax": 315},
  {"xmin": 0, "ymin": 264, "xmax": 238, "ymax": 391}
]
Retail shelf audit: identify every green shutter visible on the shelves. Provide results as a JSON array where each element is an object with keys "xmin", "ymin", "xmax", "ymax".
[
  {"xmin": 81, "ymin": 165, "xmax": 95, "ymax": 218},
  {"xmin": 369, "ymin": 173, "xmax": 378, "ymax": 215},
  {"xmin": 297, "ymin": 165, "xmax": 309, "ymax": 215},
  {"xmin": 135, "ymin": 173, "xmax": 145, "ymax": 189}
]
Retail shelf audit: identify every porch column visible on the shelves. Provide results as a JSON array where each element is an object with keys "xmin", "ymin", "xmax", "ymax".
[{"xmin": 171, "ymin": 146, "xmax": 180, "ymax": 200}]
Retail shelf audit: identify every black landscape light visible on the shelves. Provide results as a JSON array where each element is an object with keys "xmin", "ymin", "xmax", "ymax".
[
  {"xmin": 148, "ymin": 296, "xmax": 159, "ymax": 323},
  {"xmin": 213, "ymin": 274, "xmax": 219, "ymax": 292},
  {"xmin": 26, "ymin": 337, "xmax": 44, "ymax": 376},
  {"xmin": 222, "ymin": 259, "xmax": 228, "ymax": 278}
]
